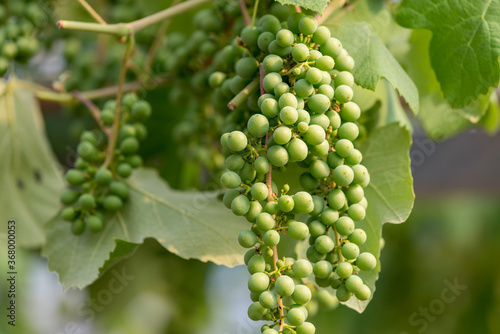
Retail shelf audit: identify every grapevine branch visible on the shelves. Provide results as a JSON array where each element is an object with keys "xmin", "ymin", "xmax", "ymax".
[
  {"xmin": 76, "ymin": 0, "xmax": 106, "ymax": 25},
  {"xmin": 227, "ymin": 78, "xmax": 259, "ymax": 110}
]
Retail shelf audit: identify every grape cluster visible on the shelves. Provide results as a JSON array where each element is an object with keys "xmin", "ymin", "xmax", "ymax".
[
  {"xmin": 60, "ymin": 93, "xmax": 150, "ymax": 235},
  {"xmin": 0, "ymin": 1, "xmax": 45, "ymax": 75},
  {"xmin": 219, "ymin": 13, "xmax": 376, "ymax": 333}
]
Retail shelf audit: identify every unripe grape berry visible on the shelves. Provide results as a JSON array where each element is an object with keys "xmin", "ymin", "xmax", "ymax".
[
  {"xmin": 293, "ymin": 191, "xmax": 314, "ymax": 213},
  {"xmin": 342, "ymin": 242, "xmax": 360, "ymax": 260},
  {"xmin": 327, "ymin": 189, "xmax": 346, "ymax": 210},
  {"xmin": 316, "ymin": 55, "xmax": 335, "ymax": 71},
  {"xmin": 310, "ymin": 160, "xmax": 330, "ymax": 179},
  {"xmin": 287, "ymin": 307, "xmax": 306, "ymax": 326},
  {"xmin": 258, "ymin": 31, "xmax": 275, "ymax": 52},
  {"xmin": 117, "ymin": 163, "xmax": 132, "ymax": 178},
  {"xmin": 66, "ymin": 169, "xmax": 85, "ymax": 186},
  {"xmin": 245, "ymin": 201, "xmax": 262, "ymax": 223},
  {"xmin": 308, "ymin": 94, "xmax": 330, "ymax": 114},
  {"xmin": 320, "ymin": 37, "xmax": 343, "ymax": 58},
  {"xmin": 335, "ymin": 71, "xmax": 355, "ymax": 88},
  {"xmin": 336, "ymin": 53, "xmax": 355, "ymax": 72},
  {"xmin": 305, "ymin": 67, "xmax": 322, "ymax": 85},
  {"xmin": 103, "ymin": 195, "xmax": 123, "ymax": 211},
  {"xmin": 345, "ymin": 275, "xmax": 364, "ymax": 293},
  {"xmin": 273, "ymin": 126, "xmax": 292, "ymax": 145},
  {"xmin": 231, "ymin": 195, "xmax": 251, "ymax": 216},
  {"xmin": 251, "ymin": 182, "xmax": 268, "ymax": 201},
  {"xmin": 338, "ymin": 122, "xmax": 359, "ymax": 141},
  {"xmin": 357, "ymin": 252, "xmax": 377, "ymax": 271},
  {"xmin": 260, "ymin": 98, "xmax": 280, "ymax": 118},
  {"xmin": 287, "ymin": 138, "xmax": 308, "ymax": 162},
  {"xmin": 345, "ymin": 184, "xmax": 364, "ymax": 203},
  {"xmin": 87, "ymin": 215, "xmax": 103, "ymax": 233},
  {"xmin": 209, "ymin": 71, "xmax": 226, "ymax": 88},
  {"xmin": 263, "ymin": 73, "xmax": 282, "ymax": 93},
  {"xmin": 263, "ymin": 230, "xmax": 280, "ymax": 246},
  {"xmin": 275, "ymin": 275, "xmax": 295, "ymax": 297},
  {"xmin": 332, "ymin": 165, "xmax": 354, "ymax": 187},
  {"xmin": 317, "ymin": 85, "xmax": 334, "ymax": 101},
  {"xmin": 248, "ymin": 114, "xmax": 270, "ymax": 139},
  {"xmin": 297, "ymin": 122, "xmax": 308, "ymax": 133},
  {"xmin": 296, "ymin": 322, "xmax": 316, "ymax": 334},
  {"xmin": 120, "ymin": 137, "xmax": 139, "ymax": 154},
  {"xmin": 314, "ymin": 235, "xmax": 335, "ymax": 254},
  {"xmin": 280, "ymin": 106, "xmax": 298, "ymax": 125},
  {"xmin": 109, "ymin": 181, "xmax": 129, "ymax": 200},
  {"xmin": 131, "ymin": 100, "xmax": 151, "ymax": 122},
  {"xmin": 335, "ymin": 139, "xmax": 354, "ymax": 158},
  {"xmin": 278, "ymin": 195, "xmax": 295, "ymax": 212},
  {"xmin": 61, "ymin": 207, "xmax": 76, "ymax": 221},
  {"xmin": 276, "ymin": 28, "xmax": 294, "ymax": 47},
  {"xmin": 258, "ymin": 14, "xmax": 281, "ymax": 34},
  {"xmin": 236, "ymin": 57, "xmax": 259, "ymax": 79},
  {"xmin": 256, "ymin": 212, "xmax": 275, "ymax": 231},
  {"xmin": 275, "ymin": 83, "xmax": 291, "ymax": 98},
  {"xmin": 336, "ymin": 216, "xmax": 355, "ymax": 236},
  {"xmin": 263, "ymin": 329, "xmax": 279, "ymax": 334},
  {"xmin": 294, "ymin": 79, "xmax": 314, "ymax": 98},
  {"xmin": 248, "ymin": 301, "xmax": 267, "ymax": 321},
  {"xmin": 292, "ymin": 43, "xmax": 310, "ymax": 62},
  {"xmin": 221, "ymin": 171, "xmax": 241, "ymax": 189},
  {"xmin": 72, "ymin": 219, "xmax": 86, "ymax": 235},
  {"xmin": 321, "ymin": 208, "xmax": 339, "ymax": 225},
  {"xmin": 279, "ymin": 93, "xmax": 298, "ymax": 109},
  {"xmin": 263, "ymin": 54, "xmax": 283, "ymax": 73},
  {"xmin": 77, "ymin": 141, "xmax": 95, "ymax": 161},
  {"xmin": 336, "ymin": 284, "xmax": 353, "ymax": 302},
  {"xmin": 268, "ymin": 40, "xmax": 292, "ymax": 58},
  {"xmin": 355, "ymin": 284, "xmax": 371, "ymax": 301},
  {"xmin": 311, "ymin": 195, "xmax": 325, "ymax": 217},
  {"xmin": 248, "ymin": 254, "xmax": 266, "ymax": 274},
  {"xmin": 248, "ymin": 272, "xmax": 270, "ymax": 293},
  {"xmin": 255, "ymin": 156, "xmax": 271, "ymax": 174},
  {"xmin": 238, "ymin": 230, "xmax": 258, "ymax": 248},
  {"xmin": 308, "ymin": 220, "xmax": 326, "ymax": 238},
  {"xmin": 336, "ymin": 261, "xmax": 353, "ymax": 278},
  {"xmin": 293, "ymin": 259, "xmax": 313, "ymax": 278},
  {"xmin": 264, "ymin": 201, "xmax": 279, "ymax": 215},
  {"xmin": 227, "ymin": 131, "xmax": 248, "ymax": 152},
  {"xmin": 304, "ymin": 125, "xmax": 325, "ymax": 146},
  {"xmin": 95, "ymin": 168, "xmax": 112, "ymax": 185},
  {"xmin": 334, "ymin": 85, "xmax": 353, "ymax": 104},
  {"xmin": 313, "ymin": 260, "xmax": 333, "ymax": 279},
  {"xmin": 349, "ymin": 228, "xmax": 367, "ymax": 245},
  {"xmin": 240, "ymin": 26, "xmax": 260, "ymax": 48},
  {"xmin": 226, "ymin": 154, "xmax": 245, "ymax": 171},
  {"xmin": 352, "ymin": 164, "xmax": 369, "ymax": 185},
  {"xmin": 259, "ymin": 290, "xmax": 278, "ymax": 308},
  {"xmin": 298, "ymin": 15, "xmax": 317, "ymax": 35},
  {"xmin": 348, "ymin": 203, "xmax": 366, "ymax": 221},
  {"xmin": 292, "ymin": 285, "xmax": 312, "ymax": 305},
  {"xmin": 288, "ymin": 221, "xmax": 309, "ymax": 240},
  {"xmin": 300, "ymin": 172, "xmax": 320, "ymax": 191},
  {"xmin": 267, "ymin": 145, "xmax": 289, "ymax": 167},
  {"xmin": 101, "ymin": 110, "xmax": 114, "ymax": 126}
]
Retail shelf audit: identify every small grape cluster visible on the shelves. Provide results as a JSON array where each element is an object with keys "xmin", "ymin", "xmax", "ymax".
[
  {"xmin": 218, "ymin": 13, "xmax": 377, "ymax": 333},
  {"xmin": 0, "ymin": 1, "xmax": 45, "ymax": 75},
  {"xmin": 60, "ymin": 93, "xmax": 150, "ymax": 235}
]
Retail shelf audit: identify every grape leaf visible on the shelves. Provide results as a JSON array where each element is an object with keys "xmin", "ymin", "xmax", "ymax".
[
  {"xmin": 396, "ymin": 0, "xmax": 500, "ymax": 109},
  {"xmin": 334, "ymin": 23, "xmax": 419, "ymax": 115},
  {"xmin": 42, "ymin": 168, "xmax": 248, "ymax": 289},
  {"xmin": 275, "ymin": 0, "xmax": 330, "ymax": 14},
  {"xmin": 0, "ymin": 79, "xmax": 64, "ymax": 248},
  {"xmin": 343, "ymin": 123, "xmax": 414, "ymax": 313}
]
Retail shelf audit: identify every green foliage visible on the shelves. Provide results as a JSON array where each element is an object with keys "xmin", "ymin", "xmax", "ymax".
[
  {"xmin": 43, "ymin": 168, "xmax": 248, "ymax": 289},
  {"xmin": 275, "ymin": 0, "xmax": 331, "ymax": 13},
  {"xmin": 334, "ymin": 23, "xmax": 419, "ymax": 115},
  {"xmin": 396, "ymin": 0, "xmax": 500, "ymax": 108},
  {"xmin": 0, "ymin": 80, "xmax": 64, "ymax": 247}
]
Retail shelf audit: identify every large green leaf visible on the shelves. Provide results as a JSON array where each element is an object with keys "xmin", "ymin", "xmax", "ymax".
[
  {"xmin": 275, "ymin": 0, "xmax": 330, "ymax": 13},
  {"xmin": 0, "ymin": 80, "xmax": 64, "ymax": 248},
  {"xmin": 42, "ymin": 168, "xmax": 248, "ymax": 289},
  {"xmin": 343, "ymin": 123, "xmax": 414, "ymax": 312},
  {"xmin": 334, "ymin": 23, "xmax": 419, "ymax": 115},
  {"xmin": 396, "ymin": 0, "xmax": 500, "ymax": 109}
]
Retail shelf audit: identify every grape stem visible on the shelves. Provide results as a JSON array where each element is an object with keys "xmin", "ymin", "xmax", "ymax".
[
  {"xmin": 250, "ymin": 0, "xmax": 260, "ymax": 28},
  {"xmin": 72, "ymin": 91, "xmax": 111, "ymax": 136},
  {"xmin": 227, "ymin": 78, "xmax": 259, "ymax": 110},
  {"xmin": 76, "ymin": 0, "xmax": 107, "ymax": 25},
  {"xmin": 238, "ymin": 0, "xmax": 252, "ymax": 26},
  {"xmin": 102, "ymin": 37, "xmax": 135, "ymax": 169},
  {"xmin": 333, "ymin": 225, "xmax": 345, "ymax": 262},
  {"xmin": 57, "ymin": 0, "xmax": 211, "ymax": 37}
]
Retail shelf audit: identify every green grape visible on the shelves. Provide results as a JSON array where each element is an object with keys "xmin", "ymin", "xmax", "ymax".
[
  {"xmin": 345, "ymin": 149, "xmax": 362, "ymax": 165},
  {"xmin": 308, "ymin": 220, "xmax": 326, "ymax": 237},
  {"xmin": 335, "ymin": 53, "xmax": 355, "ymax": 71},
  {"xmin": 287, "ymin": 221, "xmax": 309, "ymax": 240},
  {"xmin": 336, "ymin": 284, "xmax": 352, "ymax": 302},
  {"xmin": 326, "ymin": 110, "xmax": 341, "ymax": 130},
  {"xmin": 240, "ymin": 26, "xmax": 260, "ymax": 48},
  {"xmin": 313, "ymin": 26, "xmax": 331, "ymax": 45},
  {"xmin": 258, "ymin": 31, "xmax": 275, "ymax": 51},
  {"xmin": 267, "ymin": 145, "xmax": 289, "ymax": 167},
  {"xmin": 345, "ymin": 275, "xmax": 363, "ymax": 293},
  {"xmin": 2, "ymin": 41, "xmax": 17, "ymax": 59},
  {"xmin": 268, "ymin": 40, "xmax": 292, "ymax": 57},
  {"xmin": 95, "ymin": 169, "xmax": 112, "ymax": 185},
  {"xmin": 263, "ymin": 72, "xmax": 283, "ymax": 93},
  {"xmin": 332, "ymin": 165, "xmax": 354, "ymax": 186},
  {"xmin": 259, "ymin": 290, "xmax": 278, "ymax": 308},
  {"xmin": 226, "ymin": 154, "xmax": 245, "ymax": 171},
  {"xmin": 342, "ymin": 242, "xmax": 360, "ymax": 260},
  {"xmin": 255, "ymin": 156, "xmax": 271, "ymax": 174},
  {"xmin": 357, "ymin": 252, "xmax": 377, "ymax": 271},
  {"xmin": 236, "ymin": 57, "xmax": 259, "ymax": 79},
  {"xmin": 313, "ymin": 260, "xmax": 333, "ymax": 279},
  {"xmin": 259, "ymin": 14, "xmax": 281, "ymax": 34},
  {"xmin": 77, "ymin": 141, "xmax": 95, "ymax": 161},
  {"xmin": 101, "ymin": 110, "xmax": 114, "ymax": 126},
  {"xmin": 345, "ymin": 184, "xmax": 364, "ymax": 203},
  {"xmin": 248, "ymin": 272, "xmax": 270, "ymax": 293},
  {"xmin": 305, "ymin": 68, "xmax": 322, "ymax": 85},
  {"xmin": 248, "ymin": 114, "xmax": 270, "ymax": 138},
  {"xmin": 117, "ymin": 163, "xmax": 132, "ymax": 178},
  {"xmin": 230, "ymin": 75, "xmax": 250, "ymax": 95},
  {"xmin": 16, "ymin": 36, "xmax": 39, "ymax": 59},
  {"xmin": 316, "ymin": 290, "xmax": 338, "ymax": 309},
  {"xmin": 298, "ymin": 15, "xmax": 317, "ymax": 35},
  {"xmin": 131, "ymin": 100, "xmax": 151, "ymax": 122},
  {"xmin": 263, "ymin": 54, "xmax": 283, "ymax": 73},
  {"xmin": 336, "ymin": 261, "xmax": 353, "ymax": 279},
  {"xmin": 279, "ymin": 106, "xmax": 298, "ymax": 125},
  {"xmin": 66, "ymin": 169, "xmax": 85, "ymax": 186},
  {"xmin": 316, "ymin": 55, "xmax": 335, "ymax": 71},
  {"xmin": 311, "ymin": 195, "xmax": 325, "ymax": 217},
  {"xmin": 292, "ymin": 43, "xmax": 310, "ymax": 62},
  {"xmin": 287, "ymin": 308, "xmax": 306, "ymax": 326},
  {"xmin": 122, "ymin": 93, "xmax": 138, "ymax": 109},
  {"xmin": 238, "ymin": 230, "xmax": 258, "ymax": 248},
  {"xmin": 275, "ymin": 275, "xmax": 295, "ymax": 297},
  {"xmin": 352, "ymin": 164, "xmax": 369, "ymax": 185},
  {"xmin": 334, "ymin": 85, "xmax": 353, "ymax": 103},
  {"xmin": 256, "ymin": 212, "xmax": 275, "ymax": 231},
  {"xmin": 294, "ymin": 79, "xmax": 314, "ymax": 98},
  {"xmin": 338, "ymin": 122, "xmax": 359, "ymax": 141},
  {"xmin": 304, "ymin": 125, "xmax": 325, "ymax": 146},
  {"xmin": 287, "ymin": 12, "xmax": 305, "ymax": 34},
  {"xmin": 264, "ymin": 201, "xmax": 279, "ymax": 215},
  {"xmin": 273, "ymin": 126, "xmax": 292, "ymax": 145},
  {"xmin": 209, "ymin": 71, "xmax": 226, "ymax": 88},
  {"xmin": 297, "ymin": 122, "xmax": 308, "ymax": 133},
  {"xmin": 278, "ymin": 195, "xmax": 295, "ymax": 212},
  {"xmin": 292, "ymin": 285, "xmax": 312, "ymax": 305},
  {"xmin": 87, "ymin": 215, "xmax": 103, "ymax": 233},
  {"xmin": 238, "ymin": 164, "xmax": 256, "ymax": 183},
  {"xmin": 317, "ymin": 85, "xmax": 334, "ymax": 100},
  {"xmin": 250, "ymin": 182, "xmax": 268, "ymax": 201},
  {"xmin": 300, "ymin": 172, "xmax": 320, "ymax": 191},
  {"xmin": 293, "ymin": 259, "xmax": 313, "ymax": 278},
  {"xmin": 335, "ymin": 138, "xmax": 354, "ymax": 158},
  {"xmin": 293, "ymin": 191, "xmax": 314, "ymax": 213},
  {"xmin": 61, "ymin": 189, "xmax": 79, "ymax": 206},
  {"xmin": 336, "ymin": 216, "xmax": 355, "ymax": 236},
  {"xmin": 109, "ymin": 181, "xmax": 129, "ymax": 200},
  {"xmin": 310, "ymin": 114, "xmax": 330, "ymax": 129},
  {"xmin": 261, "ymin": 98, "xmax": 280, "ymax": 118},
  {"xmin": 231, "ymin": 195, "xmax": 251, "ymax": 216},
  {"xmin": 79, "ymin": 193, "xmax": 95, "ymax": 210},
  {"xmin": 248, "ymin": 254, "xmax": 266, "ymax": 274},
  {"xmin": 334, "ymin": 71, "xmax": 355, "ymax": 88},
  {"xmin": 318, "ymin": 71, "xmax": 332, "ymax": 86},
  {"xmin": 311, "ymin": 140, "xmax": 329, "ymax": 157},
  {"xmin": 103, "ymin": 195, "xmax": 123, "ymax": 211},
  {"xmin": 61, "ymin": 207, "xmax": 76, "ymax": 221},
  {"xmin": 276, "ymin": 28, "xmax": 294, "ymax": 47},
  {"xmin": 349, "ymin": 228, "xmax": 367, "ymax": 245},
  {"xmin": 221, "ymin": 171, "xmax": 241, "ymax": 189},
  {"xmin": 348, "ymin": 203, "xmax": 366, "ymax": 221},
  {"xmin": 134, "ymin": 124, "xmax": 148, "ymax": 140},
  {"xmin": 263, "ymin": 230, "xmax": 280, "ymax": 246},
  {"xmin": 320, "ymin": 37, "xmax": 343, "ymax": 58},
  {"xmin": 296, "ymin": 322, "xmax": 316, "ymax": 334},
  {"xmin": 279, "ymin": 93, "xmax": 298, "ymax": 109},
  {"xmin": 307, "ymin": 245, "xmax": 326, "ymax": 263},
  {"xmin": 310, "ymin": 160, "xmax": 330, "ymax": 179},
  {"xmin": 258, "ymin": 94, "xmax": 275, "ymax": 108},
  {"xmin": 355, "ymin": 285, "xmax": 371, "ymax": 300},
  {"xmin": 297, "ymin": 109, "xmax": 311, "ymax": 124},
  {"xmin": 321, "ymin": 208, "xmax": 339, "ymax": 226},
  {"xmin": 274, "ymin": 82, "xmax": 290, "ymax": 97},
  {"xmin": 223, "ymin": 190, "xmax": 240, "ymax": 210},
  {"xmin": 263, "ymin": 329, "xmax": 279, "ymax": 334},
  {"xmin": 227, "ymin": 131, "xmax": 248, "ymax": 152},
  {"xmin": 120, "ymin": 137, "xmax": 139, "ymax": 154},
  {"xmin": 72, "ymin": 219, "xmax": 86, "ymax": 235},
  {"xmin": 245, "ymin": 201, "xmax": 262, "ymax": 222},
  {"xmin": 314, "ymin": 235, "xmax": 334, "ymax": 254},
  {"xmin": 248, "ymin": 301, "xmax": 267, "ymax": 321}
]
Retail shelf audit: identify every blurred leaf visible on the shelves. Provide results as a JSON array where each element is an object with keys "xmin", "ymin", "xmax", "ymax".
[
  {"xmin": 343, "ymin": 123, "xmax": 414, "ymax": 312},
  {"xmin": 396, "ymin": 0, "xmax": 500, "ymax": 109},
  {"xmin": 275, "ymin": 0, "xmax": 331, "ymax": 13},
  {"xmin": 0, "ymin": 80, "xmax": 64, "ymax": 248},
  {"xmin": 334, "ymin": 23, "xmax": 419, "ymax": 115},
  {"xmin": 43, "ymin": 168, "xmax": 248, "ymax": 289}
]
